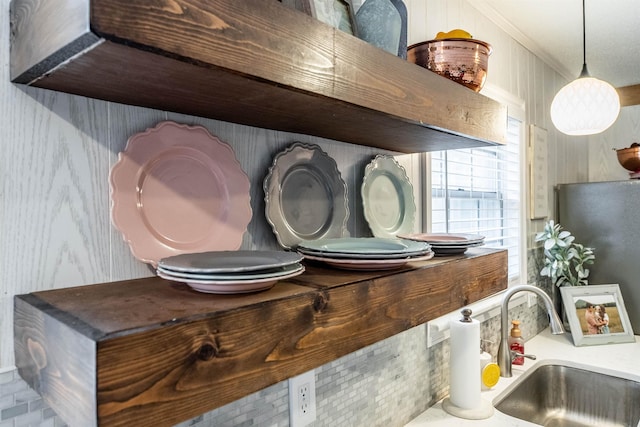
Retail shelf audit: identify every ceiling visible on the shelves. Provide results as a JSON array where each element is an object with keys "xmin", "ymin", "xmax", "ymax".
[{"xmin": 474, "ymin": 0, "xmax": 640, "ymax": 89}]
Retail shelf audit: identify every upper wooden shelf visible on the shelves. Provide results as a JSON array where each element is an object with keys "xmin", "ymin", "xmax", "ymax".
[
  {"xmin": 15, "ymin": 248, "xmax": 507, "ymax": 427},
  {"xmin": 10, "ymin": 0, "xmax": 506, "ymax": 153}
]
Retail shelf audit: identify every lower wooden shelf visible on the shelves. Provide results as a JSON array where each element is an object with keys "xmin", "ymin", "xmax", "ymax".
[{"xmin": 14, "ymin": 248, "xmax": 507, "ymax": 426}]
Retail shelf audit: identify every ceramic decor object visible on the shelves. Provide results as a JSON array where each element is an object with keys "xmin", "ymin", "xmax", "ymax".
[
  {"xmin": 398, "ymin": 233, "xmax": 485, "ymax": 256},
  {"xmin": 157, "ymin": 266, "xmax": 305, "ymax": 294},
  {"xmin": 158, "ymin": 250, "xmax": 303, "ymax": 273},
  {"xmin": 389, "ymin": 0, "xmax": 408, "ymax": 58},
  {"xmin": 356, "ymin": 0, "xmax": 407, "ymax": 57},
  {"xmin": 264, "ymin": 142, "xmax": 349, "ymax": 249},
  {"xmin": 361, "ymin": 155, "xmax": 416, "ymax": 238},
  {"xmin": 300, "ymin": 251, "xmax": 433, "ymax": 271},
  {"xmin": 157, "ymin": 250, "xmax": 304, "ymax": 294},
  {"xmin": 110, "ymin": 121, "xmax": 252, "ymax": 266}
]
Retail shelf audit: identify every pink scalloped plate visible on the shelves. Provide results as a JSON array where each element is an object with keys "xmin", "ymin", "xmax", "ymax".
[{"xmin": 110, "ymin": 121, "xmax": 252, "ymax": 266}]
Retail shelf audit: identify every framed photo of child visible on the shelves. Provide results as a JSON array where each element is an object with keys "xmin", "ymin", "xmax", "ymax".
[{"xmin": 560, "ymin": 284, "xmax": 635, "ymax": 346}]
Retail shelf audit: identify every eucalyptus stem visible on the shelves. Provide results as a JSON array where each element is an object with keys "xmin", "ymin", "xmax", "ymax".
[{"xmin": 535, "ymin": 220, "xmax": 595, "ymax": 287}]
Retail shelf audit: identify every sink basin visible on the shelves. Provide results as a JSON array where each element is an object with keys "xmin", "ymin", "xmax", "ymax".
[{"xmin": 494, "ymin": 360, "xmax": 640, "ymax": 427}]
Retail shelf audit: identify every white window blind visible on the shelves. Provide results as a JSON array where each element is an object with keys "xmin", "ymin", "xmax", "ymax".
[{"xmin": 431, "ymin": 116, "xmax": 523, "ymax": 282}]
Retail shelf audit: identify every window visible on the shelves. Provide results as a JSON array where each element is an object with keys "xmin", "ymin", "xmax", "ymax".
[{"xmin": 430, "ymin": 115, "xmax": 525, "ymax": 284}]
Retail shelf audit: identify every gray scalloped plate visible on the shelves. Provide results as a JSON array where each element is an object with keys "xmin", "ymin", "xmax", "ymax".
[
  {"xmin": 264, "ymin": 142, "xmax": 349, "ymax": 249},
  {"xmin": 361, "ymin": 155, "xmax": 416, "ymax": 238}
]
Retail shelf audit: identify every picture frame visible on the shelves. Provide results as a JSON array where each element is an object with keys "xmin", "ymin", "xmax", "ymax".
[
  {"xmin": 280, "ymin": 0, "xmax": 359, "ymax": 36},
  {"xmin": 529, "ymin": 124, "xmax": 548, "ymax": 219},
  {"xmin": 560, "ymin": 284, "xmax": 636, "ymax": 347}
]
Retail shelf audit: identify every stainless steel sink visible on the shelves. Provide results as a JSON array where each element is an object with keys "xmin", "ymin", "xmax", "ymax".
[{"xmin": 493, "ymin": 360, "xmax": 640, "ymax": 427}]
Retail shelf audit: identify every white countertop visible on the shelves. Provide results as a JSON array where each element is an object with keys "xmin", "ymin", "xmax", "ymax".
[{"xmin": 406, "ymin": 329, "xmax": 640, "ymax": 426}]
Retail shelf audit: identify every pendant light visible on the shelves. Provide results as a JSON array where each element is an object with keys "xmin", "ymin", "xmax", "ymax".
[{"xmin": 550, "ymin": 0, "xmax": 620, "ymax": 136}]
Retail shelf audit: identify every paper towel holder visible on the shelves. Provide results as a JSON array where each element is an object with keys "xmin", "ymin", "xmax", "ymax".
[
  {"xmin": 442, "ymin": 390, "xmax": 494, "ymax": 420},
  {"xmin": 442, "ymin": 308, "xmax": 495, "ymax": 420}
]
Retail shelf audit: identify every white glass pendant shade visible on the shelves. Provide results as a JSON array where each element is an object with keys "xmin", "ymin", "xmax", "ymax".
[{"xmin": 550, "ymin": 76, "xmax": 621, "ymax": 136}]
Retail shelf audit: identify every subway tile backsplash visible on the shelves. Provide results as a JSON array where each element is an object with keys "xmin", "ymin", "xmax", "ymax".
[{"xmin": 0, "ymin": 370, "xmax": 65, "ymax": 427}]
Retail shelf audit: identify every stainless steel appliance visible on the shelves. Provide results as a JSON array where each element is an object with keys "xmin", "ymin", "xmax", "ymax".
[{"xmin": 557, "ymin": 180, "xmax": 640, "ymax": 334}]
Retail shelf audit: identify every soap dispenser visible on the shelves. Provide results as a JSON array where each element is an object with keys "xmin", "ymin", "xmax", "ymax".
[{"xmin": 508, "ymin": 320, "xmax": 525, "ymax": 365}]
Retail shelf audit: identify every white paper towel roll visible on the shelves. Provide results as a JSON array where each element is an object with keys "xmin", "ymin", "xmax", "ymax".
[{"xmin": 448, "ymin": 309, "xmax": 481, "ymax": 409}]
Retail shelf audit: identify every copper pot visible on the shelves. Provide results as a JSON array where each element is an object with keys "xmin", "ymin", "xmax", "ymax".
[
  {"xmin": 615, "ymin": 145, "xmax": 640, "ymax": 172},
  {"xmin": 407, "ymin": 38, "xmax": 492, "ymax": 92}
]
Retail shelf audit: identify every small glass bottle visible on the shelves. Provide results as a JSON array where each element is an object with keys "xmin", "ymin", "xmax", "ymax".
[{"xmin": 508, "ymin": 320, "xmax": 525, "ymax": 365}]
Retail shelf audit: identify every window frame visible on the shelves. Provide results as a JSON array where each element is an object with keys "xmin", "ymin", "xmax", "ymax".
[
  {"xmin": 423, "ymin": 84, "xmax": 527, "ymax": 286},
  {"xmin": 422, "ymin": 84, "xmax": 529, "ymax": 346}
]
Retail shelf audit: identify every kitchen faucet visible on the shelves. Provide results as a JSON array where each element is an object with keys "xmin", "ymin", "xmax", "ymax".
[{"xmin": 497, "ymin": 285, "xmax": 565, "ymax": 377}]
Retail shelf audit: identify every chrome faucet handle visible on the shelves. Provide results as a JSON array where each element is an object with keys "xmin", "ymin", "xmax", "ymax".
[{"xmin": 511, "ymin": 350, "xmax": 537, "ymax": 361}]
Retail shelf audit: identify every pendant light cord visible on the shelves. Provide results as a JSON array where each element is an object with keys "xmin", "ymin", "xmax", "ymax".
[{"xmin": 580, "ymin": 0, "xmax": 589, "ymax": 77}]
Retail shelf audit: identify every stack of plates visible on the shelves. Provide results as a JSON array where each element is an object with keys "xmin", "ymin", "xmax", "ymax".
[
  {"xmin": 398, "ymin": 233, "xmax": 485, "ymax": 256},
  {"xmin": 156, "ymin": 251, "xmax": 304, "ymax": 294},
  {"xmin": 297, "ymin": 237, "xmax": 433, "ymax": 271}
]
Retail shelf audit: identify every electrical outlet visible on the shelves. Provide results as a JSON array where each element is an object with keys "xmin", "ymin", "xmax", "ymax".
[{"xmin": 288, "ymin": 369, "xmax": 316, "ymax": 427}]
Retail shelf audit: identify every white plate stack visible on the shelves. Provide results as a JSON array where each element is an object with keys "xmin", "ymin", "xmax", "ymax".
[
  {"xmin": 156, "ymin": 250, "xmax": 304, "ymax": 294},
  {"xmin": 297, "ymin": 237, "xmax": 433, "ymax": 271},
  {"xmin": 398, "ymin": 233, "xmax": 485, "ymax": 256}
]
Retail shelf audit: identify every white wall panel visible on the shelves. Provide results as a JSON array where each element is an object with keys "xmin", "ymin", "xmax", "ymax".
[
  {"xmin": 0, "ymin": 87, "xmax": 112, "ymax": 365},
  {"xmin": 588, "ymin": 105, "xmax": 640, "ymax": 182}
]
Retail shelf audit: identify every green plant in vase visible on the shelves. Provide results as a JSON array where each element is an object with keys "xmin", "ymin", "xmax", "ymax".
[{"xmin": 535, "ymin": 220, "xmax": 595, "ymax": 287}]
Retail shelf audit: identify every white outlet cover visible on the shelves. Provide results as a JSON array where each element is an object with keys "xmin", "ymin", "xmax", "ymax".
[{"xmin": 288, "ymin": 369, "xmax": 317, "ymax": 427}]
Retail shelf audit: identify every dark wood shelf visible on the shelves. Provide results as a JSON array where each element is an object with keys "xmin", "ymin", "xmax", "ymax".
[
  {"xmin": 11, "ymin": 2, "xmax": 509, "ymax": 425},
  {"xmin": 10, "ymin": 0, "xmax": 506, "ymax": 153},
  {"xmin": 14, "ymin": 248, "xmax": 507, "ymax": 427}
]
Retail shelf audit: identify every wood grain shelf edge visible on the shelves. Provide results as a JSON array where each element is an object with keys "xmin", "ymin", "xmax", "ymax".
[
  {"xmin": 14, "ymin": 249, "xmax": 507, "ymax": 426},
  {"xmin": 9, "ymin": 0, "xmax": 507, "ymax": 153}
]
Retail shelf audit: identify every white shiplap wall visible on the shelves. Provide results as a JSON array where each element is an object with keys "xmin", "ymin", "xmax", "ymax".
[
  {"xmin": 1, "ymin": 0, "xmax": 637, "ymax": 371},
  {"xmin": 588, "ymin": 106, "xmax": 640, "ymax": 181}
]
